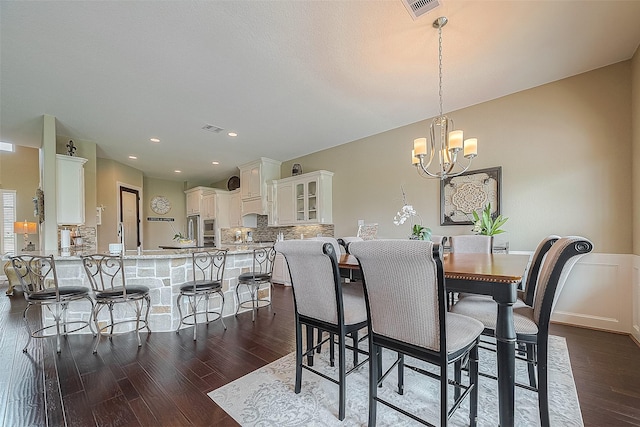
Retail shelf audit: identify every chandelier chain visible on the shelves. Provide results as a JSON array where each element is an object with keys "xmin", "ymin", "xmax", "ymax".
[{"xmin": 438, "ymin": 23, "xmax": 443, "ymax": 118}]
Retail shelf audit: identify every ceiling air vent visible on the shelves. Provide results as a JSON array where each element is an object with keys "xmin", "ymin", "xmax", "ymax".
[
  {"xmin": 401, "ymin": 0, "xmax": 440, "ymax": 20},
  {"xmin": 202, "ymin": 124, "xmax": 224, "ymax": 133}
]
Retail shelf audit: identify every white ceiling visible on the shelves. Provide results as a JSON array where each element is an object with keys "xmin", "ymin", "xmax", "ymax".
[{"xmin": 2, "ymin": 1, "xmax": 640, "ymax": 184}]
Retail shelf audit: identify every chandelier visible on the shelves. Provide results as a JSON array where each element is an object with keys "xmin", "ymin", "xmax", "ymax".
[{"xmin": 412, "ymin": 17, "xmax": 477, "ymax": 179}]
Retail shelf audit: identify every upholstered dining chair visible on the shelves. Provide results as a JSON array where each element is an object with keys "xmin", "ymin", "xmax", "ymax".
[
  {"xmin": 449, "ymin": 234, "xmax": 493, "ymax": 254},
  {"xmin": 235, "ymin": 246, "xmax": 276, "ymax": 322},
  {"xmin": 12, "ymin": 254, "xmax": 95, "ymax": 353},
  {"xmin": 452, "ymin": 235, "xmax": 560, "ymax": 388},
  {"xmin": 450, "ymin": 236, "xmax": 593, "ymax": 427},
  {"xmin": 349, "ymin": 239, "xmax": 484, "ymax": 426},
  {"xmin": 176, "ymin": 249, "xmax": 228, "ymax": 340},
  {"xmin": 275, "ymin": 239, "xmax": 369, "ymax": 421},
  {"xmin": 81, "ymin": 254, "xmax": 151, "ymax": 353}
]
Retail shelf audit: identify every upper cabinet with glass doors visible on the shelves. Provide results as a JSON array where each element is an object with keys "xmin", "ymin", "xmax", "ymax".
[{"xmin": 274, "ymin": 170, "xmax": 333, "ymax": 226}]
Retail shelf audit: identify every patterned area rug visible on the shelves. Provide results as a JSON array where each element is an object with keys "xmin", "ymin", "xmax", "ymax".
[{"xmin": 208, "ymin": 336, "xmax": 582, "ymax": 426}]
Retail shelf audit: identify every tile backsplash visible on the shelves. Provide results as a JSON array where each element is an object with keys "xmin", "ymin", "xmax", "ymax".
[{"xmin": 221, "ymin": 215, "xmax": 334, "ymax": 243}]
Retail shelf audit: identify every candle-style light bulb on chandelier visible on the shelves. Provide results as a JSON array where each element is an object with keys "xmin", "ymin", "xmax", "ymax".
[{"xmin": 412, "ymin": 16, "xmax": 477, "ymax": 179}]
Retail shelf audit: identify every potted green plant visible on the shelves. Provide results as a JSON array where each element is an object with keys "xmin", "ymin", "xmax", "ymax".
[
  {"xmin": 471, "ymin": 203, "xmax": 508, "ymax": 236},
  {"xmin": 411, "ymin": 224, "xmax": 432, "ymax": 241}
]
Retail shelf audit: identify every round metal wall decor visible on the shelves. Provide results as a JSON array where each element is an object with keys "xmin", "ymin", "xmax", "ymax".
[{"xmin": 227, "ymin": 175, "xmax": 240, "ymax": 191}]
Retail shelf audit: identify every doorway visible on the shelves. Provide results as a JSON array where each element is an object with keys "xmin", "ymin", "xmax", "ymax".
[{"xmin": 119, "ymin": 186, "xmax": 140, "ymax": 250}]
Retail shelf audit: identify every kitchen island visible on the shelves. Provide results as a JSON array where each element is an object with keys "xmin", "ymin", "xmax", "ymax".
[{"xmin": 14, "ymin": 246, "xmax": 273, "ymax": 333}]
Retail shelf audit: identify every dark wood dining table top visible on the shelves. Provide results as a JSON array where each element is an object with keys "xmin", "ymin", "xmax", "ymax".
[{"xmin": 338, "ymin": 252, "xmax": 530, "ymax": 284}]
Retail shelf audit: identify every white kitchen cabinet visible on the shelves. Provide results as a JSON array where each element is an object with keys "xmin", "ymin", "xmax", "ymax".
[
  {"xmin": 238, "ymin": 157, "xmax": 281, "ymax": 215},
  {"xmin": 271, "ymin": 252, "xmax": 291, "ymax": 286},
  {"xmin": 275, "ymin": 181, "xmax": 294, "ymax": 226},
  {"xmin": 266, "ymin": 180, "xmax": 277, "ymax": 226},
  {"xmin": 185, "ymin": 188, "xmax": 202, "ymax": 215},
  {"xmin": 56, "ymin": 154, "xmax": 87, "ymax": 225},
  {"xmin": 228, "ymin": 190, "xmax": 242, "ymax": 227},
  {"xmin": 202, "ymin": 194, "xmax": 216, "ymax": 220},
  {"xmin": 274, "ymin": 170, "xmax": 333, "ymax": 226}
]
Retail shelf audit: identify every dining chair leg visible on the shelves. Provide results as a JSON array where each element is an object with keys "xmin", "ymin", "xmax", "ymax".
[
  {"xmin": 306, "ymin": 325, "xmax": 314, "ymax": 366},
  {"xmin": 440, "ymin": 362, "xmax": 448, "ymax": 426},
  {"xmin": 368, "ymin": 342, "xmax": 379, "ymax": 427},
  {"xmin": 526, "ymin": 342, "xmax": 537, "ymax": 388},
  {"xmin": 294, "ymin": 320, "xmax": 303, "ymax": 394},
  {"xmin": 329, "ymin": 332, "xmax": 335, "ymax": 367},
  {"xmin": 134, "ymin": 299, "xmax": 142, "ymax": 347},
  {"xmin": 350, "ymin": 330, "xmax": 358, "ymax": 365},
  {"xmin": 469, "ymin": 344, "xmax": 479, "ymax": 427},
  {"xmin": 176, "ymin": 294, "xmax": 184, "ymax": 333},
  {"xmin": 397, "ymin": 353, "xmax": 404, "ymax": 395},
  {"xmin": 338, "ymin": 332, "xmax": 346, "ymax": 421},
  {"xmin": 538, "ymin": 339, "xmax": 550, "ymax": 427}
]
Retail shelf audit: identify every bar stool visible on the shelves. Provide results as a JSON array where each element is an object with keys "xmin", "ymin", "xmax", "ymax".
[
  {"xmin": 81, "ymin": 254, "xmax": 151, "ymax": 353},
  {"xmin": 176, "ymin": 249, "xmax": 228, "ymax": 340},
  {"xmin": 235, "ymin": 246, "xmax": 276, "ymax": 321},
  {"xmin": 11, "ymin": 255, "xmax": 95, "ymax": 353}
]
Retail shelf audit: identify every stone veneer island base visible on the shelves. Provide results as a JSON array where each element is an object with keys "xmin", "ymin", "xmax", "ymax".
[{"xmin": 38, "ymin": 247, "xmax": 272, "ymax": 333}]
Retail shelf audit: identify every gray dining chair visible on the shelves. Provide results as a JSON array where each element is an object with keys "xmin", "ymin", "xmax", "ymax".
[
  {"xmin": 450, "ymin": 236, "xmax": 593, "ymax": 427},
  {"xmin": 349, "ymin": 239, "xmax": 484, "ymax": 426},
  {"xmin": 449, "ymin": 234, "xmax": 493, "ymax": 253},
  {"xmin": 275, "ymin": 239, "xmax": 368, "ymax": 421}
]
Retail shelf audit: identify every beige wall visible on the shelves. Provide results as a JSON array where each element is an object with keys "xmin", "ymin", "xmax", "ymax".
[
  {"xmin": 142, "ymin": 177, "xmax": 187, "ymax": 249},
  {"xmin": 95, "ymin": 158, "xmax": 144, "ymax": 252},
  {"xmin": 0, "ymin": 145, "xmax": 40, "ymax": 251},
  {"xmin": 283, "ymin": 61, "xmax": 633, "ymax": 254},
  {"xmin": 632, "ymin": 46, "xmax": 640, "ymax": 256}
]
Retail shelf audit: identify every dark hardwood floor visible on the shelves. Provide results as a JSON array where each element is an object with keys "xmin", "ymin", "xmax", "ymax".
[{"xmin": 1, "ymin": 284, "xmax": 639, "ymax": 426}]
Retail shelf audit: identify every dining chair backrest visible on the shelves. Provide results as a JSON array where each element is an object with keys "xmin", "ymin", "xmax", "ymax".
[
  {"xmin": 11, "ymin": 255, "xmax": 57, "ymax": 297},
  {"xmin": 430, "ymin": 235, "xmax": 448, "ymax": 247},
  {"xmin": 275, "ymin": 240, "xmax": 342, "ymax": 325},
  {"xmin": 337, "ymin": 236, "xmax": 363, "ymax": 253},
  {"xmin": 449, "ymin": 235, "xmax": 493, "ymax": 253},
  {"xmin": 532, "ymin": 236, "xmax": 592, "ymax": 329},
  {"xmin": 310, "ymin": 237, "xmax": 341, "ymax": 257},
  {"xmin": 349, "ymin": 239, "xmax": 445, "ymax": 352},
  {"xmin": 521, "ymin": 235, "xmax": 560, "ymax": 306},
  {"xmin": 81, "ymin": 254, "xmax": 126, "ymax": 294}
]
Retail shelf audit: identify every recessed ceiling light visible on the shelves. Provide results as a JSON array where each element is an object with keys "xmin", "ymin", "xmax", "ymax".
[
  {"xmin": 174, "ymin": 170, "xmax": 181, "ymax": 173},
  {"xmin": 129, "ymin": 156, "xmax": 137, "ymax": 160},
  {"xmin": 212, "ymin": 161, "xmax": 219, "ymax": 165},
  {"xmin": 150, "ymin": 138, "xmax": 160, "ymax": 143},
  {"xmin": 228, "ymin": 132, "xmax": 237, "ymax": 137}
]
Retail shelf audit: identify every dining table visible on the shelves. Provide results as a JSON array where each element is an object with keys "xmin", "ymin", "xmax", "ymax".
[{"xmin": 338, "ymin": 251, "xmax": 531, "ymax": 427}]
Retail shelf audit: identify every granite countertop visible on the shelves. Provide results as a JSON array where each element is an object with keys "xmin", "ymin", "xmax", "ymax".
[{"xmin": 4, "ymin": 244, "xmax": 276, "ymax": 260}]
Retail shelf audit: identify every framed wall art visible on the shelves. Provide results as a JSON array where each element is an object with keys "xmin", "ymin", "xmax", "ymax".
[{"xmin": 440, "ymin": 166, "xmax": 502, "ymax": 226}]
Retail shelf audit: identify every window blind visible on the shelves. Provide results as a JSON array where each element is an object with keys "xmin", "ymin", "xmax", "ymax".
[{"xmin": 1, "ymin": 190, "xmax": 17, "ymax": 254}]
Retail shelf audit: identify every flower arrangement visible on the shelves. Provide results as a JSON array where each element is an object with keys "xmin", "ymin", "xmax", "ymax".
[
  {"xmin": 393, "ymin": 187, "xmax": 432, "ymax": 240},
  {"xmin": 471, "ymin": 203, "xmax": 508, "ymax": 236}
]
